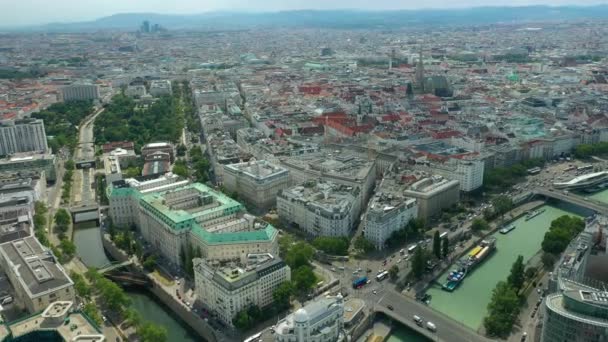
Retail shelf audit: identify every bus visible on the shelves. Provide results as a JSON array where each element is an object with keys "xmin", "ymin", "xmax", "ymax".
[
  {"xmin": 439, "ymin": 232, "xmax": 448, "ymax": 240},
  {"xmin": 578, "ymin": 165, "xmax": 593, "ymax": 172},
  {"xmin": 243, "ymin": 332, "xmax": 262, "ymax": 342},
  {"xmin": 407, "ymin": 244, "xmax": 418, "ymax": 254},
  {"xmin": 352, "ymin": 277, "xmax": 368, "ymax": 289},
  {"xmin": 376, "ymin": 271, "xmax": 389, "ymax": 281}
]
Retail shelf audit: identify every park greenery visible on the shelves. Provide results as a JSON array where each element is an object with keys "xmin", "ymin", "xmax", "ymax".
[
  {"xmin": 471, "ymin": 218, "xmax": 490, "ymax": 232},
  {"xmin": 278, "ymin": 235, "xmax": 318, "ymax": 296},
  {"xmin": 312, "ymin": 236, "xmax": 349, "ymax": 256},
  {"xmin": 574, "ymin": 142, "xmax": 608, "ymax": 159},
  {"xmin": 189, "ymin": 146, "xmax": 210, "ymax": 183},
  {"xmin": 0, "ymin": 68, "xmax": 46, "ymax": 79},
  {"xmin": 33, "ymin": 201, "xmax": 49, "ymax": 246},
  {"xmin": 483, "ymin": 195, "xmax": 514, "ymax": 221},
  {"xmin": 172, "ymin": 159, "xmax": 189, "ymax": 178},
  {"xmin": 61, "ymin": 160, "xmax": 75, "ymax": 203},
  {"xmin": 353, "ymin": 235, "xmax": 375, "ymax": 254},
  {"xmin": 389, "ymin": 265, "xmax": 399, "ymax": 280},
  {"xmin": 484, "ymin": 254, "xmax": 528, "ymax": 337},
  {"xmin": 94, "ymin": 91, "xmax": 184, "ymax": 152},
  {"xmin": 32, "ymin": 100, "xmax": 93, "ymax": 153},
  {"xmin": 541, "ymin": 215, "xmax": 585, "ymax": 255},
  {"xmin": 411, "ymin": 246, "xmax": 430, "ymax": 279},
  {"xmin": 483, "ymin": 159, "xmax": 544, "ymax": 191},
  {"xmin": 77, "ymin": 268, "xmax": 167, "ymax": 341}
]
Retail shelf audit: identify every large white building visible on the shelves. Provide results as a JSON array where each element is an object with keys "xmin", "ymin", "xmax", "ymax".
[
  {"xmin": 0, "ymin": 119, "xmax": 48, "ymax": 156},
  {"xmin": 108, "ymin": 173, "xmax": 189, "ymax": 228},
  {"xmin": 275, "ymin": 294, "xmax": 345, "ymax": 342},
  {"xmin": 223, "ymin": 160, "xmax": 290, "ymax": 210},
  {"xmin": 277, "ymin": 181, "xmax": 361, "ymax": 237},
  {"xmin": 110, "ymin": 179, "xmax": 279, "ymax": 267},
  {"xmin": 404, "ymin": 175, "xmax": 460, "ymax": 221},
  {"xmin": 149, "ymin": 80, "xmax": 172, "ymax": 97},
  {"xmin": 193, "ymin": 253, "xmax": 290, "ymax": 327},
  {"xmin": 59, "ymin": 84, "xmax": 100, "ymax": 102},
  {"xmin": 0, "ymin": 236, "xmax": 75, "ymax": 313},
  {"xmin": 364, "ymin": 176, "xmax": 418, "ymax": 250}
]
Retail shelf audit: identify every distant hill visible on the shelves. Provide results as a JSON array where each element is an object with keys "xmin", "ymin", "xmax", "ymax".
[{"xmin": 9, "ymin": 6, "xmax": 608, "ymax": 32}]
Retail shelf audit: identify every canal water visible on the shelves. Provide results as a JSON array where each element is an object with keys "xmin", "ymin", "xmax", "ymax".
[
  {"xmin": 589, "ymin": 188, "xmax": 608, "ymax": 203},
  {"xmin": 386, "ymin": 324, "xmax": 431, "ymax": 342},
  {"xmin": 425, "ymin": 205, "xmax": 579, "ymax": 330},
  {"xmin": 73, "ymin": 227, "xmax": 199, "ymax": 341}
]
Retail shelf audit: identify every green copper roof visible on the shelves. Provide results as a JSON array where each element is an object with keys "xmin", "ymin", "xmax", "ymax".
[{"xmin": 192, "ymin": 223, "xmax": 278, "ymax": 245}]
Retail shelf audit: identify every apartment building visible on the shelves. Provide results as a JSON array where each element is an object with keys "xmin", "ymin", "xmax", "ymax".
[
  {"xmin": 59, "ymin": 84, "xmax": 100, "ymax": 102},
  {"xmin": 404, "ymin": 176, "xmax": 460, "ymax": 221},
  {"xmin": 0, "ymin": 119, "xmax": 48, "ymax": 156},
  {"xmin": 0, "ymin": 153, "xmax": 56, "ymax": 183},
  {"xmin": 193, "ymin": 253, "xmax": 290, "ymax": 327},
  {"xmin": 277, "ymin": 181, "xmax": 361, "ymax": 237},
  {"xmin": 223, "ymin": 160, "xmax": 290, "ymax": 210}
]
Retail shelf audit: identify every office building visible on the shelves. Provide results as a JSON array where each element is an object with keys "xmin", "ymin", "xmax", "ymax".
[
  {"xmin": 404, "ymin": 176, "xmax": 460, "ymax": 221},
  {"xmin": 0, "ymin": 153, "xmax": 56, "ymax": 183},
  {"xmin": 541, "ymin": 215, "xmax": 608, "ymax": 342},
  {"xmin": 223, "ymin": 160, "xmax": 290, "ymax": 210},
  {"xmin": 277, "ymin": 181, "xmax": 361, "ymax": 237},
  {"xmin": 364, "ymin": 175, "xmax": 418, "ymax": 250},
  {"xmin": 0, "ymin": 301, "xmax": 105, "ymax": 341},
  {"xmin": 0, "ymin": 236, "xmax": 74, "ymax": 313},
  {"xmin": 59, "ymin": 84, "xmax": 100, "ymax": 102},
  {"xmin": 108, "ymin": 173, "xmax": 189, "ymax": 228},
  {"xmin": 149, "ymin": 80, "xmax": 172, "ymax": 97},
  {"xmin": 138, "ymin": 183, "xmax": 279, "ymax": 265},
  {"xmin": 275, "ymin": 294, "xmax": 345, "ymax": 342},
  {"xmin": 193, "ymin": 253, "xmax": 290, "ymax": 327},
  {"xmin": 0, "ymin": 120, "xmax": 48, "ymax": 156},
  {"xmin": 141, "ymin": 142, "xmax": 174, "ymax": 163},
  {"xmin": 103, "ymin": 155, "xmax": 122, "ymax": 185}
]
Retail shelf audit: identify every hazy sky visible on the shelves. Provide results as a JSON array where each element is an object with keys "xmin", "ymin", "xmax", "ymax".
[{"xmin": 2, "ymin": 0, "xmax": 607, "ymax": 26}]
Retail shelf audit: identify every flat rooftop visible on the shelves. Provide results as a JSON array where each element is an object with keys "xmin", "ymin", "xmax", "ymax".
[
  {"xmin": 224, "ymin": 160, "xmax": 288, "ymax": 180},
  {"xmin": 0, "ymin": 236, "xmax": 73, "ymax": 298}
]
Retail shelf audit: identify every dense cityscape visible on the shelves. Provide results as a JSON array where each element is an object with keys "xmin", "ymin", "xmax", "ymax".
[{"xmin": 1, "ymin": 4, "xmax": 608, "ymax": 342}]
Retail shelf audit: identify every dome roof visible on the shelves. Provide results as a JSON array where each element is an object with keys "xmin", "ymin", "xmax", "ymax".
[{"xmin": 294, "ymin": 308, "xmax": 309, "ymax": 322}]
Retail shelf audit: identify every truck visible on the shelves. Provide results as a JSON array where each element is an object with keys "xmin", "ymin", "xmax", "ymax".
[{"xmin": 352, "ymin": 276, "xmax": 368, "ymax": 289}]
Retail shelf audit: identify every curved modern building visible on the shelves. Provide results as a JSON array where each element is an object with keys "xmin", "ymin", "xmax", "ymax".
[
  {"xmin": 553, "ymin": 171, "xmax": 608, "ymax": 190},
  {"xmin": 541, "ymin": 215, "xmax": 608, "ymax": 342}
]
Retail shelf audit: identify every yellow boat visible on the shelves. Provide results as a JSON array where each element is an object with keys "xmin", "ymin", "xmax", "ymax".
[{"xmin": 468, "ymin": 246, "xmax": 482, "ymax": 257}]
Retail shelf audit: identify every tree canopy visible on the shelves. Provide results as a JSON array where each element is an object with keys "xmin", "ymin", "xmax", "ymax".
[
  {"xmin": 312, "ymin": 236, "xmax": 349, "ymax": 256},
  {"xmin": 541, "ymin": 215, "xmax": 585, "ymax": 254},
  {"xmin": 31, "ymin": 100, "xmax": 93, "ymax": 153},
  {"xmin": 484, "ymin": 281, "xmax": 520, "ymax": 337}
]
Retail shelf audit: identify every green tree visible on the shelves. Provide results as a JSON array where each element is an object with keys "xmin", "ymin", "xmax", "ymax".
[
  {"xmin": 411, "ymin": 247, "xmax": 426, "ymax": 279},
  {"xmin": 172, "ymin": 162, "xmax": 189, "ymax": 178},
  {"xmin": 353, "ymin": 235, "xmax": 374, "ymax": 253},
  {"xmin": 484, "ymin": 281, "xmax": 520, "ymax": 337},
  {"xmin": 471, "ymin": 218, "xmax": 490, "ymax": 232},
  {"xmin": 124, "ymin": 308, "xmax": 142, "ymax": 329},
  {"xmin": 432, "ymin": 231, "xmax": 441, "ymax": 259},
  {"xmin": 492, "ymin": 195, "xmax": 513, "ymax": 218},
  {"xmin": 83, "ymin": 303, "xmax": 102, "ymax": 326},
  {"xmin": 59, "ymin": 239, "xmax": 77, "ymax": 261},
  {"xmin": 124, "ymin": 166, "xmax": 141, "ymax": 178},
  {"xmin": 138, "ymin": 322, "xmax": 168, "ymax": 342},
  {"xmin": 273, "ymin": 281, "xmax": 294, "ymax": 309},
  {"xmin": 507, "ymin": 255, "xmax": 525, "ymax": 293},
  {"xmin": 574, "ymin": 144, "xmax": 594, "ymax": 158},
  {"xmin": 285, "ymin": 242, "xmax": 314, "ymax": 269},
  {"xmin": 278, "ymin": 235, "xmax": 295, "ymax": 258},
  {"xmin": 232, "ymin": 309, "xmax": 252, "ymax": 331},
  {"xmin": 98, "ymin": 278, "xmax": 131, "ymax": 313},
  {"xmin": 525, "ymin": 267, "xmax": 537, "ymax": 280},
  {"xmin": 143, "ymin": 255, "xmax": 157, "ymax": 271},
  {"xmin": 542, "ymin": 215, "xmax": 585, "ymax": 254},
  {"xmin": 541, "ymin": 252, "xmax": 557, "ymax": 270},
  {"xmin": 442, "ymin": 236, "xmax": 449, "ymax": 259},
  {"xmin": 54, "ymin": 208, "xmax": 71, "ymax": 226},
  {"xmin": 292, "ymin": 266, "xmax": 316, "ymax": 294},
  {"xmin": 389, "ymin": 265, "xmax": 399, "ymax": 280},
  {"xmin": 70, "ymin": 271, "xmax": 91, "ymax": 299},
  {"xmin": 312, "ymin": 236, "xmax": 349, "ymax": 256}
]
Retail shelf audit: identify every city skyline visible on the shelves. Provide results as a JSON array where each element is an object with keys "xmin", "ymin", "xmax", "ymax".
[{"xmin": 1, "ymin": 0, "xmax": 607, "ymax": 26}]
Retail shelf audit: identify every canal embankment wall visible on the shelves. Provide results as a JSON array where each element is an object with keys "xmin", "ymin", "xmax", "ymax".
[{"xmin": 101, "ymin": 233, "xmax": 218, "ymax": 342}]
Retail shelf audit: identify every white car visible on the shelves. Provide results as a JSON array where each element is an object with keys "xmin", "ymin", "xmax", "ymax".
[{"xmin": 373, "ymin": 290, "xmax": 377, "ymax": 295}]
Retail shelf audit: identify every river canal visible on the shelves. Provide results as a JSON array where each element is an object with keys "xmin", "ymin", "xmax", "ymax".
[
  {"xmin": 73, "ymin": 226, "xmax": 199, "ymax": 341},
  {"xmin": 426, "ymin": 205, "xmax": 579, "ymax": 330}
]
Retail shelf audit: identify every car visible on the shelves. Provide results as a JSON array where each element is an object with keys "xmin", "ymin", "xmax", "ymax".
[
  {"xmin": 102, "ymin": 316, "xmax": 107, "ymax": 323},
  {"xmin": 177, "ymin": 280, "xmax": 181, "ymax": 285},
  {"xmin": 331, "ymin": 267, "xmax": 336, "ymax": 272},
  {"xmin": 521, "ymin": 332, "xmax": 528, "ymax": 341},
  {"xmin": 413, "ymin": 315, "xmax": 423, "ymax": 326},
  {"xmin": 387, "ymin": 305, "xmax": 394, "ymax": 310},
  {"xmin": 366, "ymin": 280, "xmax": 371, "ymax": 284},
  {"xmin": 426, "ymin": 321, "xmax": 436, "ymax": 332},
  {"xmin": 397, "ymin": 258, "xmax": 402, "ymax": 263}
]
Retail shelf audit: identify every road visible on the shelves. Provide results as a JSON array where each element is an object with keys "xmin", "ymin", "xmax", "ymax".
[
  {"xmin": 73, "ymin": 107, "xmax": 104, "ymax": 205},
  {"xmin": 376, "ymin": 290, "xmax": 491, "ymax": 342}
]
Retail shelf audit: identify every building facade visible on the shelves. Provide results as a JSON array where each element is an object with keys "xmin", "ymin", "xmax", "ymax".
[
  {"xmin": 0, "ymin": 153, "xmax": 56, "ymax": 183},
  {"xmin": 0, "ymin": 236, "xmax": 75, "ymax": 313},
  {"xmin": 364, "ymin": 187, "xmax": 418, "ymax": 250},
  {"xmin": 0, "ymin": 120, "xmax": 48, "ymax": 156},
  {"xmin": 275, "ymin": 294, "xmax": 345, "ymax": 342},
  {"xmin": 404, "ymin": 176, "xmax": 460, "ymax": 221},
  {"xmin": 193, "ymin": 254, "xmax": 290, "ymax": 327},
  {"xmin": 277, "ymin": 181, "xmax": 361, "ymax": 237},
  {"xmin": 223, "ymin": 160, "xmax": 290, "ymax": 210},
  {"xmin": 59, "ymin": 84, "xmax": 100, "ymax": 102}
]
